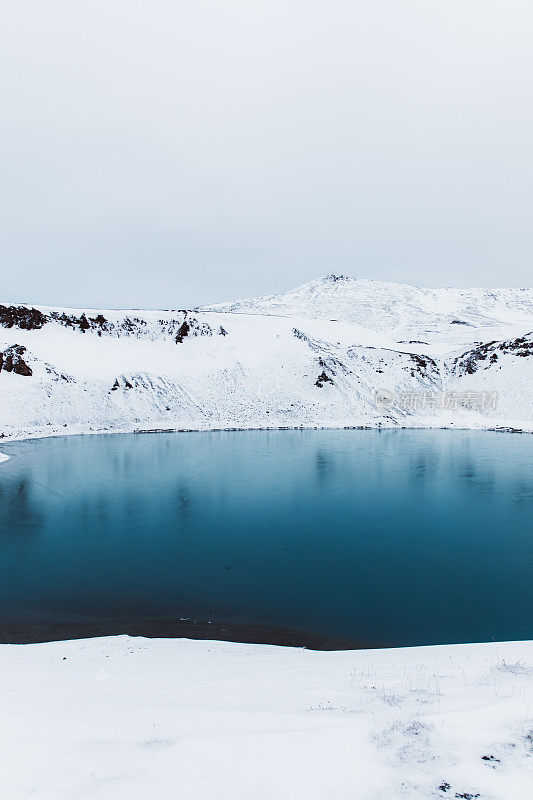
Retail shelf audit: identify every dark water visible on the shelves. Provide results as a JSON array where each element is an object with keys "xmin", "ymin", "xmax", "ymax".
[{"xmin": 0, "ymin": 429, "xmax": 532, "ymax": 648}]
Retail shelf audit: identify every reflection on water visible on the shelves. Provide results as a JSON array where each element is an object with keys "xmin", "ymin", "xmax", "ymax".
[
  {"xmin": 0, "ymin": 429, "xmax": 532, "ymax": 647},
  {"xmin": 0, "ymin": 479, "xmax": 43, "ymax": 535}
]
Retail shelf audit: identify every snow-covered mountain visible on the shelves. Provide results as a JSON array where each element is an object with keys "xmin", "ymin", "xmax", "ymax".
[
  {"xmin": 0, "ymin": 275, "xmax": 532, "ymax": 441},
  {"xmin": 202, "ymin": 274, "xmax": 533, "ymax": 342}
]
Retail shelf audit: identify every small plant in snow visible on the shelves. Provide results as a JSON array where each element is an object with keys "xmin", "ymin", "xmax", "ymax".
[{"xmin": 495, "ymin": 659, "xmax": 528, "ymax": 674}]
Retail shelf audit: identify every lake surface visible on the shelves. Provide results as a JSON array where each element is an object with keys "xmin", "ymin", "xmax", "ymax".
[{"xmin": 0, "ymin": 429, "xmax": 532, "ymax": 648}]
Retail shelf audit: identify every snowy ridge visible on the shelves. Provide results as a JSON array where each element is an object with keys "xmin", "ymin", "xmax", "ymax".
[
  {"xmin": 202, "ymin": 274, "xmax": 533, "ymax": 337},
  {"xmin": 0, "ymin": 275, "xmax": 532, "ymax": 441}
]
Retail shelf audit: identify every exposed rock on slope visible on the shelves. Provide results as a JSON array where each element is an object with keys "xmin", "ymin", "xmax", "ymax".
[
  {"xmin": 451, "ymin": 333, "xmax": 533, "ymax": 376},
  {"xmin": 0, "ymin": 345, "xmax": 32, "ymax": 376},
  {"xmin": 0, "ymin": 306, "xmax": 48, "ymax": 330},
  {"xmin": 0, "ymin": 305, "xmax": 218, "ymax": 343}
]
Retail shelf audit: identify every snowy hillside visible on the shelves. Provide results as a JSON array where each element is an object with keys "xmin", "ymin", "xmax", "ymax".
[{"xmin": 0, "ymin": 275, "xmax": 532, "ymax": 442}]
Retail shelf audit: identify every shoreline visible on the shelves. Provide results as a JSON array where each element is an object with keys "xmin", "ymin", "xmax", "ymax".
[
  {"xmin": 0, "ymin": 617, "xmax": 366, "ymax": 650},
  {"xmin": 1, "ymin": 417, "xmax": 532, "ymax": 458},
  {"xmin": 1, "ymin": 616, "xmax": 532, "ymax": 652}
]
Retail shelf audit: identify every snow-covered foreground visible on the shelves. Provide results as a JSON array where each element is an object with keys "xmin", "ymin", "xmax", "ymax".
[
  {"xmin": 1, "ymin": 275, "xmax": 532, "ymax": 441},
  {"xmin": 1, "ymin": 636, "xmax": 532, "ymax": 800}
]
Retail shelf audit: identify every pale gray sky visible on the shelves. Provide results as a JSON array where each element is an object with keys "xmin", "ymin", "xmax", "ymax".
[{"xmin": 1, "ymin": 1, "xmax": 532, "ymax": 308}]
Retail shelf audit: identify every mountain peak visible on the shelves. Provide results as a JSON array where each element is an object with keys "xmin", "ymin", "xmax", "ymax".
[{"xmin": 322, "ymin": 274, "xmax": 353, "ymax": 283}]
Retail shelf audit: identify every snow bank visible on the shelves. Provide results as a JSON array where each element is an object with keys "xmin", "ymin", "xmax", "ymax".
[{"xmin": 1, "ymin": 636, "xmax": 531, "ymax": 799}]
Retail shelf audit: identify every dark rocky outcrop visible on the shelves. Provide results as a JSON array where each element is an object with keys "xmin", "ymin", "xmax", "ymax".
[
  {"xmin": 109, "ymin": 376, "xmax": 136, "ymax": 391},
  {"xmin": 315, "ymin": 371, "xmax": 334, "ymax": 387},
  {"xmin": 49, "ymin": 311, "xmax": 112, "ymax": 334},
  {"xmin": 0, "ymin": 345, "xmax": 32, "ymax": 376},
  {"xmin": 0, "ymin": 303, "xmax": 215, "ymax": 343},
  {"xmin": 451, "ymin": 333, "xmax": 533, "ymax": 376},
  {"xmin": 175, "ymin": 320, "xmax": 190, "ymax": 343},
  {"xmin": 174, "ymin": 315, "xmax": 213, "ymax": 343},
  {"xmin": 407, "ymin": 352, "xmax": 439, "ymax": 379},
  {"xmin": 0, "ymin": 305, "xmax": 47, "ymax": 330}
]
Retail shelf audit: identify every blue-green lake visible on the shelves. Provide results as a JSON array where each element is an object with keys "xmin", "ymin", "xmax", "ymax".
[{"xmin": 0, "ymin": 429, "xmax": 531, "ymax": 648}]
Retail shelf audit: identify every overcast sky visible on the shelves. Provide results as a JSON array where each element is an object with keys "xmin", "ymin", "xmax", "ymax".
[{"xmin": 1, "ymin": 1, "xmax": 532, "ymax": 308}]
